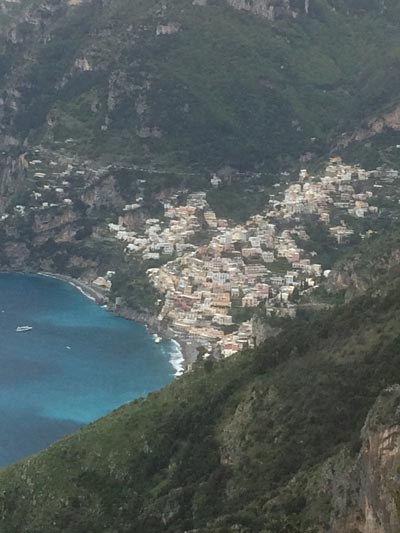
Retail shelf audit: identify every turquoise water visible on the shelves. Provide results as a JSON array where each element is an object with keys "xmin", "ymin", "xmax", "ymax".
[{"xmin": 0, "ymin": 273, "xmax": 178, "ymax": 466}]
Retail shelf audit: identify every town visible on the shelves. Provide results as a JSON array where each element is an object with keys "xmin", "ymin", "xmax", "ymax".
[
  {"xmin": 106, "ymin": 157, "xmax": 399, "ymax": 359},
  {"xmin": 3, "ymin": 147, "xmax": 400, "ymax": 361}
]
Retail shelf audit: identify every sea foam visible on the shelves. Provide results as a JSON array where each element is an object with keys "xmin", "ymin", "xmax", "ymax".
[{"xmin": 169, "ymin": 339, "xmax": 185, "ymax": 377}]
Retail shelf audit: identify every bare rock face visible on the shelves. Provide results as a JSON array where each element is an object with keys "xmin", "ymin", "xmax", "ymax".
[
  {"xmin": 363, "ymin": 105, "xmax": 400, "ymax": 137},
  {"xmin": 225, "ymin": 0, "xmax": 304, "ymax": 20},
  {"xmin": 82, "ymin": 175, "xmax": 126, "ymax": 210},
  {"xmin": 118, "ymin": 208, "xmax": 149, "ymax": 231},
  {"xmin": 312, "ymin": 386, "xmax": 400, "ymax": 532},
  {"xmin": 356, "ymin": 425, "xmax": 400, "ymax": 532},
  {"xmin": 326, "ymin": 248, "xmax": 400, "ymax": 301},
  {"xmin": 340, "ymin": 104, "xmax": 400, "ymax": 147},
  {"xmin": 251, "ymin": 313, "xmax": 280, "ymax": 346},
  {"xmin": 32, "ymin": 207, "xmax": 81, "ymax": 244},
  {"xmin": 0, "ymin": 154, "xmax": 28, "ymax": 212},
  {"xmin": 353, "ymin": 386, "xmax": 400, "ymax": 533},
  {"xmin": 326, "ymin": 261, "xmax": 371, "ymax": 300}
]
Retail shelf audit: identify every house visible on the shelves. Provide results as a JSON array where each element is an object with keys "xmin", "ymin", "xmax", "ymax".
[{"xmin": 242, "ymin": 293, "xmax": 259, "ymax": 307}]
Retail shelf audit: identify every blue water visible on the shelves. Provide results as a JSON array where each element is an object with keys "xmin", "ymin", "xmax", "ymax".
[{"xmin": 0, "ymin": 273, "xmax": 177, "ymax": 466}]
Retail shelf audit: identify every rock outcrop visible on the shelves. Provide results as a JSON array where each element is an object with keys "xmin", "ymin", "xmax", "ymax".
[
  {"xmin": 326, "ymin": 244, "xmax": 400, "ymax": 300},
  {"xmin": 0, "ymin": 154, "xmax": 28, "ymax": 212},
  {"xmin": 341, "ymin": 104, "xmax": 400, "ymax": 147},
  {"xmin": 251, "ymin": 312, "xmax": 281, "ymax": 345},
  {"xmin": 309, "ymin": 386, "xmax": 400, "ymax": 532}
]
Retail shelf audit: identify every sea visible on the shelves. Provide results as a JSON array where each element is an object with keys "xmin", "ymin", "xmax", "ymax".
[{"xmin": 0, "ymin": 273, "xmax": 183, "ymax": 466}]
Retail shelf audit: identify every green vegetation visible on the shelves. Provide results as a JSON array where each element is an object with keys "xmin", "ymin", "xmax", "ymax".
[
  {"xmin": 1, "ymin": 0, "xmax": 400, "ymax": 176},
  {"xmin": 326, "ymin": 222, "xmax": 400, "ymax": 297},
  {"xmin": 207, "ymin": 184, "xmax": 269, "ymax": 223},
  {"xmin": 266, "ymin": 256, "xmax": 292, "ymax": 273},
  {"xmin": 1, "ymin": 270, "xmax": 400, "ymax": 530},
  {"xmin": 110, "ymin": 258, "xmax": 160, "ymax": 313},
  {"xmin": 295, "ymin": 219, "xmax": 355, "ymax": 268},
  {"xmin": 1, "ymin": 1, "xmax": 400, "ymax": 530},
  {"xmin": 305, "ymin": 285, "xmax": 345, "ymax": 305},
  {"xmin": 231, "ymin": 304, "xmax": 255, "ymax": 324},
  {"xmin": 340, "ymin": 131, "xmax": 400, "ymax": 170}
]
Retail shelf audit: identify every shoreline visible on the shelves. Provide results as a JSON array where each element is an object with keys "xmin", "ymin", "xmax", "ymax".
[
  {"xmin": 37, "ymin": 272, "xmax": 107, "ymax": 305},
  {"xmin": 36, "ymin": 271, "xmax": 192, "ymax": 375},
  {"xmin": 107, "ymin": 301, "xmax": 197, "ymax": 371}
]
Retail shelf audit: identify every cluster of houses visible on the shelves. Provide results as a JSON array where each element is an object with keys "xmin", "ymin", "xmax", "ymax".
[
  {"xmin": 9, "ymin": 148, "xmax": 102, "ymax": 217},
  {"xmin": 107, "ymin": 192, "xmax": 217, "ymax": 260},
  {"xmin": 5, "ymin": 146, "xmax": 400, "ymax": 361},
  {"xmin": 146, "ymin": 202, "xmax": 322, "ymax": 357},
  {"xmin": 279, "ymin": 158, "xmax": 383, "ymax": 243},
  {"xmin": 110, "ymin": 157, "xmax": 397, "ymax": 358}
]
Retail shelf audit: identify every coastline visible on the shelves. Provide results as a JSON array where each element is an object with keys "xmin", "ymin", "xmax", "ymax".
[
  {"xmin": 108, "ymin": 301, "xmax": 197, "ymax": 371},
  {"xmin": 37, "ymin": 272, "xmax": 107, "ymax": 305},
  {"xmin": 35, "ymin": 271, "xmax": 192, "ymax": 375}
]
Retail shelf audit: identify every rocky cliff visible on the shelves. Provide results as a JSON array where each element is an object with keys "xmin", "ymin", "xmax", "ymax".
[
  {"xmin": 326, "ymin": 229, "xmax": 400, "ymax": 300},
  {"xmin": 306, "ymin": 386, "xmax": 400, "ymax": 533},
  {"xmin": 348, "ymin": 388, "xmax": 400, "ymax": 532}
]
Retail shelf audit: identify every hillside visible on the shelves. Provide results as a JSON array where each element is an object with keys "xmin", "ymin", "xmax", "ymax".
[
  {"xmin": 326, "ymin": 224, "xmax": 400, "ymax": 299},
  {"xmin": 1, "ymin": 273, "xmax": 400, "ymax": 531},
  {"xmin": 0, "ymin": 0, "xmax": 400, "ymax": 176},
  {"xmin": 1, "ymin": 2, "xmax": 400, "ymax": 531}
]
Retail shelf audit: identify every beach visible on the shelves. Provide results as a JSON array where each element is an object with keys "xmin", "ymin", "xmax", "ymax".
[{"xmin": 37, "ymin": 271, "xmax": 189, "ymax": 375}]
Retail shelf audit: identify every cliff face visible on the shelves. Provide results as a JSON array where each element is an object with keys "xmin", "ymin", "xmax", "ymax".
[
  {"xmin": 317, "ymin": 386, "xmax": 400, "ymax": 533},
  {"xmin": 0, "ymin": 0, "xmax": 67, "ymax": 148},
  {"xmin": 356, "ymin": 387, "xmax": 400, "ymax": 533},
  {"xmin": 219, "ymin": 385, "xmax": 400, "ymax": 532},
  {"xmin": 0, "ymin": 153, "xmax": 123, "ymax": 277},
  {"xmin": 326, "ymin": 230, "xmax": 400, "ymax": 300},
  {"xmin": 82, "ymin": 175, "xmax": 126, "ymax": 211},
  {"xmin": 356, "ymin": 425, "xmax": 400, "ymax": 533},
  {"xmin": 0, "ymin": 154, "xmax": 28, "ymax": 211},
  {"xmin": 251, "ymin": 312, "xmax": 281, "ymax": 345},
  {"xmin": 354, "ymin": 105, "xmax": 400, "ymax": 144}
]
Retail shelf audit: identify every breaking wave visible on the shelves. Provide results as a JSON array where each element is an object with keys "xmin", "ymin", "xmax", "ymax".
[{"xmin": 169, "ymin": 339, "xmax": 185, "ymax": 377}]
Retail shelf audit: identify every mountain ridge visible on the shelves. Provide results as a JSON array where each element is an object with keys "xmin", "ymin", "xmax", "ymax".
[
  {"xmin": 0, "ymin": 2, "xmax": 400, "ymax": 531},
  {"xmin": 0, "ymin": 0, "xmax": 400, "ymax": 176}
]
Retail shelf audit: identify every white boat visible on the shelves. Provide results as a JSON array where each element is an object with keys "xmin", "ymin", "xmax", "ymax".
[
  {"xmin": 154, "ymin": 334, "xmax": 162, "ymax": 344},
  {"xmin": 16, "ymin": 326, "xmax": 33, "ymax": 332}
]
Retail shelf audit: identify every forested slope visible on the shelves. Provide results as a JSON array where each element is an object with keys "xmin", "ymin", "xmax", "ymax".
[
  {"xmin": 0, "ymin": 0, "xmax": 400, "ymax": 173},
  {"xmin": 2, "ymin": 274, "xmax": 400, "ymax": 531}
]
